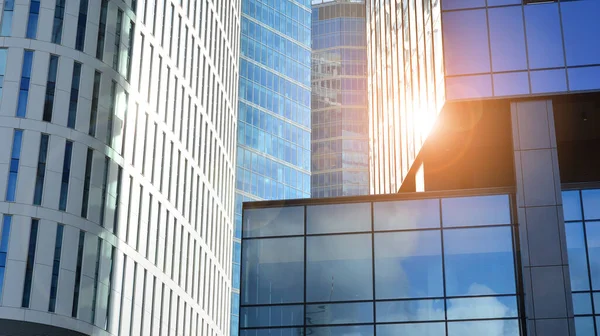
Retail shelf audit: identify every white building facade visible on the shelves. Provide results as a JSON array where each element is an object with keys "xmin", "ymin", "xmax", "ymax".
[{"xmin": 0, "ymin": 0, "xmax": 239, "ymax": 335}]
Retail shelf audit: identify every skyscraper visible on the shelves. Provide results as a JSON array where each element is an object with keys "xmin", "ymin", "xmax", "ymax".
[
  {"xmin": 0, "ymin": 0, "xmax": 238, "ymax": 335},
  {"xmin": 311, "ymin": 0, "xmax": 369, "ymax": 197},
  {"xmin": 233, "ymin": 0, "xmax": 312, "ymax": 334}
]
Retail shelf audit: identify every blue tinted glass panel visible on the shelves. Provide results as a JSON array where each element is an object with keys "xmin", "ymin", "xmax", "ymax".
[
  {"xmin": 240, "ymin": 305, "xmax": 303, "ymax": 328},
  {"xmin": 448, "ymin": 319, "xmax": 519, "ymax": 336},
  {"xmin": 443, "ymin": 10, "xmax": 490, "ymax": 76},
  {"xmin": 240, "ymin": 328, "xmax": 303, "ymax": 336},
  {"xmin": 374, "ymin": 199, "xmax": 440, "ymax": 231},
  {"xmin": 573, "ymin": 293, "xmax": 593, "ymax": 315},
  {"xmin": 568, "ymin": 66, "xmax": 600, "ymax": 93},
  {"xmin": 242, "ymin": 237, "xmax": 303, "ymax": 304},
  {"xmin": 582, "ymin": 189, "xmax": 600, "ymax": 220},
  {"xmin": 376, "ymin": 300, "xmax": 444, "ymax": 323},
  {"xmin": 306, "ymin": 326, "xmax": 373, "ymax": 336},
  {"xmin": 306, "ymin": 234, "xmax": 372, "ymax": 302},
  {"xmin": 562, "ymin": 190, "xmax": 582, "ymax": 221},
  {"xmin": 374, "ymin": 231, "xmax": 443, "ymax": 299},
  {"xmin": 493, "ymin": 72, "xmax": 530, "ymax": 97},
  {"xmin": 442, "ymin": 0, "xmax": 485, "ymax": 10},
  {"xmin": 488, "ymin": 6, "xmax": 527, "ymax": 72},
  {"xmin": 565, "ymin": 222, "xmax": 590, "ymax": 291},
  {"xmin": 530, "ymin": 69, "xmax": 567, "ymax": 94},
  {"xmin": 524, "ymin": 3, "xmax": 564, "ymax": 69},
  {"xmin": 444, "ymin": 227, "xmax": 516, "ymax": 296},
  {"xmin": 585, "ymin": 222, "xmax": 600, "ymax": 290},
  {"xmin": 233, "ymin": 263, "xmax": 240, "ymax": 290},
  {"xmin": 446, "ymin": 296, "xmax": 518, "ymax": 319},
  {"xmin": 305, "ymin": 302, "xmax": 373, "ymax": 326},
  {"xmin": 561, "ymin": 1, "xmax": 600, "ymax": 67},
  {"xmin": 376, "ymin": 323, "xmax": 445, "ymax": 336},
  {"xmin": 442, "ymin": 195, "xmax": 511, "ymax": 227},
  {"xmin": 307, "ymin": 203, "xmax": 370, "ymax": 234},
  {"xmin": 487, "ymin": 0, "xmax": 521, "ymax": 6},
  {"xmin": 593, "ymin": 293, "xmax": 600, "ymax": 315},
  {"xmin": 574, "ymin": 317, "xmax": 595, "ymax": 336},
  {"xmin": 243, "ymin": 206, "xmax": 304, "ymax": 237},
  {"xmin": 445, "ymin": 74, "xmax": 492, "ymax": 101}
]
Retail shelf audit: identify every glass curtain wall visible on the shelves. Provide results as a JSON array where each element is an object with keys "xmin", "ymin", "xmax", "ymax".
[{"xmin": 240, "ymin": 194, "xmax": 524, "ymax": 336}]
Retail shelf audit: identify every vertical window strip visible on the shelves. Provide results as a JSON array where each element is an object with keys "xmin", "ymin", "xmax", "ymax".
[
  {"xmin": 89, "ymin": 71, "xmax": 101, "ymax": 136},
  {"xmin": 58, "ymin": 141, "xmax": 73, "ymax": 211},
  {"xmin": 113, "ymin": 10, "xmax": 123, "ymax": 71},
  {"xmin": 51, "ymin": 0, "xmax": 65, "ymax": 43},
  {"xmin": 0, "ymin": 215, "xmax": 12, "ymax": 298},
  {"xmin": 16, "ymin": 50, "xmax": 34, "ymax": 118},
  {"xmin": 75, "ymin": 0, "xmax": 89, "ymax": 51},
  {"xmin": 33, "ymin": 134, "xmax": 49, "ymax": 205},
  {"xmin": 99, "ymin": 156, "xmax": 110, "ymax": 227},
  {"xmin": 126, "ymin": 21, "xmax": 135, "ymax": 81},
  {"xmin": 48, "ymin": 223, "xmax": 64, "ymax": 312},
  {"xmin": 81, "ymin": 148, "xmax": 93, "ymax": 218},
  {"xmin": 0, "ymin": 48, "xmax": 7, "ymax": 99},
  {"xmin": 104, "ymin": 246, "xmax": 115, "ymax": 330},
  {"xmin": 26, "ymin": 0, "xmax": 40, "ymax": 38},
  {"xmin": 90, "ymin": 238, "xmax": 101, "ymax": 323},
  {"xmin": 96, "ymin": 0, "xmax": 109, "ymax": 60},
  {"xmin": 0, "ymin": 0, "xmax": 14, "ymax": 36},
  {"xmin": 107, "ymin": 81, "xmax": 117, "ymax": 145},
  {"xmin": 121, "ymin": 92, "xmax": 129, "ymax": 155},
  {"xmin": 147, "ymin": 45, "xmax": 154, "ymax": 103},
  {"xmin": 43, "ymin": 55, "xmax": 59, "ymax": 122},
  {"xmin": 67, "ymin": 62, "xmax": 82, "ymax": 128},
  {"xmin": 6, "ymin": 129, "xmax": 23, "ymax": 202},
  {"xmin": 71, "ymin": 231, "xmax": 85, "ymax": 318},
  {"xmin": 113, "ymin": 166, "xmax": 123, "ymax": 235},
  {"xmin": 21, "ymin": 219, "xmax": 39, "ymax": 308}
]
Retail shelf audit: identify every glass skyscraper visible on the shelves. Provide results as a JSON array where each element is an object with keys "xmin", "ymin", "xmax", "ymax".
[
  {"xmin": 233, "ymin": 0, "xmax": 313, "ymax": 334},
  {"xmin": 311, "ymin": 0, "xmax": 369, "ymax": 197}
]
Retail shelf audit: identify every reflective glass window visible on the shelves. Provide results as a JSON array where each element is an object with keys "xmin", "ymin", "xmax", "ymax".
[
  {"xmin": 442, "ymin": 9, "xmax": 490, "ymax": 76},
  {"xmin": 563, "ymin": 190, "xmax": 582, "ymax": 221},
  {"xmin": 573, "ymin": 293, "xmax": 593, "ymax": 315},
  {"xmin": 446, "ymin": 296, "xmax": 518, "ymax": 320},
  {"xmin": 585, "ymin": 222, "xmax": 600, "ymax": 290},
  {"xmin": 561, "ymin": 1, "xmax": 600, "ymax": 67},
  {"xmin": 376, "ymin": 323, "xmax": 445, "ymax": 336},
  {"xmin": 442, "ymin": 195, "xmax": 511, "ymax": 227},
  {"xmin": 306, "ymin": 325, "xmax": 373, "ymax": 336},
  {"xmin": 574, "ymin": 317, "xmax": 595, "ymax": 336},
  {"xmin": 447, "ymin": 319, "xmax": 519, "ymax": 336},
  {"xmin": 243, "ymin": 207, "xmax": 304, "ymax": 237},
  {"xmin": 240, "ymin": 328, "xmax": 303, "ymax": 336},
  {"xmin": 488, "ymin": 6, "xmax": 527, "ymax": 72},
  {"xmin": 441, "ymin": 0, "xmax": 485, "ymax": 10},
  {"xmin": 582, "ymin": 189, "xmax": 600, "ymax": 220},
  {"xmin": 306, "ymin": 234, "xmax": 372, "ymax": 302},
  {"xmin": 374, "ymin": 199, "xmax": 440, "ymax": 231},
  {"xmin": 568, "ymin": 66, "xmax": 600, "ymax": 93},
  {"xmin": 443, "ymin": 227, "xmax": 516, "ymax": 296},
  {"xmin": 242, "ymin": 237, "xmax": 304, "ymax": 304},
  {"xmin": 374, "ymin": 231, "xmax": 443, "ymax": 299},
  {"xmin": 376, "ymin": 299, "xmax": 444, "ymax": 323},
  {"xmin": 493, "ymin": 72, "xmax": 530, "ymax": 97},
  {"xmin": 307, "ymin": 203, "xmax": 370, "ymax": 234},
  {"xmin": 530, "ymin": 69, "xmax": 567, "ymax": 94},
  {"xmin": 524, "ymin": 3, "xmax": 564, "ymax": 69},
  {"xmin": 305, "ymin": 302, "xmax": 373, "ymax": 325},
  {"xmin": 445, "ymin": 75, "xmax": 492, "ymax": 100},
  {"xmin": 565, "ymin": 222, "xmax": 590, "ymax": 291},
  {"xmin": 240, "ymin": 305, "xmax": 303, "ymax": 328}
]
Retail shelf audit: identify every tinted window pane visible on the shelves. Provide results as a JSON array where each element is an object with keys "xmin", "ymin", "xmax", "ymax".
[
  {"xmin": 442, "ymin": 195, "xmax": 511, "ymax": 227},
  {"xmin": 444, "ymin": 227, "xmax": 516, "ymax": 296},
  {"xmin": 240, "ymin": 305, "xmax": 303, "ymax": 327},
  {"xmin": 568, "ymin": 66, "xmax": 600, "ymax": 92},
  {"xmin": 441, "ymin": 0, "xmax": 485, "ymax": 10},
  {"xmin": 445, "ymin": 74, "xmax": 492, "ymax": 101},
  {"xmin": 561, "ymin": 1, "xmax": 600, "ymax": 67},
  {"xmin": 375, "ymin": 231, "xmax": 443, "ymax": 299},
  {"xmin": 443, "ymin": 10, "xmax": 490, "ymax": 76},
  {"xmin": 376, "ymin": 323, "xmax": 445, "ymax": 336},
  {"xmin": 562, "ymin": 190, "xmax": 582, "ymax": 221},
  {"xmin": 242, "ymin": 237, "xmax": 304, "ymax": 304},
  {"xmin": 582, "ymin": 189, "xmax": 600, "ymax": 220},
  {"xmin": 240, "ymin": 328, "xmax": 303, "ymax": 336},
  {"xmin": 374, "ymin": 199, "xmax": 440, "ymax": 231},
  {"xmin": 585, "ymin": 222, "xmax": 600, "ymax": 290},
  {"xmin": 530, "ymin": 69, "xmax": 567, "ymax": 94},
  {"xmin": 305, "ymin": 302, "xmax": 373, "ymax": 326},
  {"xmin": 493, "ymin": 72, "xmax": 530, "ymax": 97},
  {"xmin": 565, "ymin": 222, "xmax": 590, "ymax": 291},
  {"xmin": 488, "ymin": 6, "xmax": 527, "ymax": 72},
  {"xmin": 574, "ymin": 317, "xmax": 594, "ymax": 336},
  {"xmin": 376, "ymin": 299, "xmax": 444, "ymax": 323},
  {"xmin": 446, "ymin": 296, "xmax": 518, "ymax": 320},
  {"xmin": 306, "ymin": 202, "xmax": 370, "ymax": 234},
  {"xmin": 243, "ymin": 207, "xmax": 304, "ymax": 237},
  {"xmin": 524, "ymin": 3, "xmax": 564, "ymax": 69},
  {"xmin": 306, "ymin": 326, "xmax": 373, "ymax": 336},
  {"xmin": 593, "ymin": 293, "xmax": 600, "ymax": 315},
  {"xmin": 447, "ymin": 319, "xmax": 519, "ymax": 336},
  {"xmin": 573, "ymin": 293, "xmax": 592, "ymax": 315},
  {"xmin": 307, "ymin": 234, "xmax": 372, "ymax": 302}
]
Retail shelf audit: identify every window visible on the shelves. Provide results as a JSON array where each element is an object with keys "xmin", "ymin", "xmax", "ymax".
[
  {"xmin": 0, "ymin": 48, "xmax": 6, "ymax": 98},
  {"xmin": 33, "ymin": 134, "xmax": 49, "ymax": 205},
  {"xmin": 114, "ymin": 166, "xmax": 123, "ymax": 234},
  {"xmin": 26, "ymin": 0, "xmax": 40, "ymax": 38},
  {"xmin": 48, "ymin": 224, "xmax": 64, "ymax": 312},
  {"xmin": 67, "ymin": 62, "xmax": 82, "ymax": 128},
  {"xmin": 90, "ymin": 238, "xmax": 101, "ymax": 323},
  {"xmin": 71, "ymin": 231, "xmax": 85, "ymax": 317},
  {"xmin": 22, "ymin": 219, "xmax": 39, "ymax": 308},
  {"xmin": 99, "ymin": 156, "xmax": 110, "ymax": 227},
  {"xmin": 104, "ymin": 246, "xmax": 115, "ymax": 329},
  {"xmin": 0, "ymin": 215, "xmax": 12, "ymax": 297},
  {"xmin": 114, "ymin": 10, "xmax": 123, "ymax": 71},
  {"xmin": 81, "ymin": 148, "xmax": 93, "ymax": 218},
  {"xmin": 6, "ymin": 129, "xmax": 23, "ymax": 202},
  {"xmin": 0, "ymin": 0, "xmax": 14, "ymax": 36},
  {"xmin": 89, "ymin": 71, "xmax": 101, "ymax": 136},
  {"xmin": 96, "ymin": 0, "xmax": 109, "ymax": 60},
  {"xmin": 43, "ymin": 55, "xmax": 59, "ymax": 122},
  {"xmin": 75, "ymin": 0, "xmax": 89, "ymax": 51},
  {"xmin": 126, "ymin": 21, "xmax": 135, "ymax": 81},
  {"xmin": 58, "ymin": 141, "xmax": 73, "ymax": 211},
  {"xmin": 51, "ymin": 0, "xmax": 65, "ymax": 43},
  {"xmin": 107, "ymin": 81, "xmax": 117, "ymax": 145},
  {"xmin": 16, "ymin": 50, "xmax": 34, "ymax": 118}
]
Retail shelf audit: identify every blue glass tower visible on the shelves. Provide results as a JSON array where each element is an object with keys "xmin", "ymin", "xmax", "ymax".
[{"xmin": 232, "ymin": 0, "xmax": 312, "ymax": 334}]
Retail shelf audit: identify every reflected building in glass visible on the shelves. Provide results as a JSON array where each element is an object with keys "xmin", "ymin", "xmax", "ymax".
[
  {"xmin": 311, "ymin": 0, "xmax": 369, "ymax": 197},
  {"xmin": 234, "ymin": 0, "xmax": 313, "ymax": 334}
]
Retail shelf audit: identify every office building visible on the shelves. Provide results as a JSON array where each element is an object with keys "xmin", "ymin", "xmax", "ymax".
[
  {"xmin": 310, "ymin": 0, "xmax": 369, "ymax": 197},
  {"xmin": 0, "ymin": 0, "xmax": 239, "ymax": 335},
  {"xmin": 233, "ymin": 0, "xmax": 312, "ymax": 334}
]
